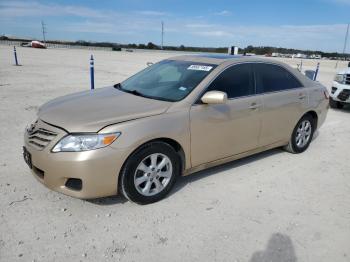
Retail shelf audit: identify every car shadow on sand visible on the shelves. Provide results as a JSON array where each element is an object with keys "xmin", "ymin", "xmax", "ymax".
[
  {"xmin": 330, "ymin": 103, "xmax": 350, "ymax": 113},
  {"xmin": 170, "ymin": 147, "xmax": 283, "ymax": 196},
  {"xmin": 87, "ymin": 195, "xmax": 127, "ymax": 205},
  {"xmin": 89, "ymin": 148, "xmax": 283, "ymax": 205},
  {"xmin": 249, "ymin": 233, "xmax": 297, "ymax": 262},
  {"xmin": 90, "ymin": 129, "xmax": 322, "ymax": 205}
]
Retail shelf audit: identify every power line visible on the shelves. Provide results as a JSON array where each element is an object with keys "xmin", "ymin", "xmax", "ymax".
[{"xmin": 41, "ymin": 20, "xmax": 47, "ymax": 45}]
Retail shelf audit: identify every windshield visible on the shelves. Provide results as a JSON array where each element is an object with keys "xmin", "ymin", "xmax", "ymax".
[{"xmin": 117, "ymin": 60, "xmax": 216, "ymax": 102}]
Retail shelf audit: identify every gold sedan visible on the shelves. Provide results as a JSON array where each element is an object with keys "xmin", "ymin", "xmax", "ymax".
[{"xmin": 23, "ymin": 55, "xmax": 329, "ymax": 204}]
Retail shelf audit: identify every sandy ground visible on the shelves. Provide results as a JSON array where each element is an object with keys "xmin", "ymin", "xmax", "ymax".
[{"xmin": 0, "ymin": 45, "xmax": 349, "ymax": 262}]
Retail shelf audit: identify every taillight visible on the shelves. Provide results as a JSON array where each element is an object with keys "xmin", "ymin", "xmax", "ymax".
[{"xmin": 324, "ymin": 90, "xmax": 329, "ymax": 100}]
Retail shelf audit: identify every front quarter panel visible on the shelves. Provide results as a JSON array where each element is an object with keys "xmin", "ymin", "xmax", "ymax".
[{"xmin": 100, "ymin": 109, "xmax": 191, "ymax": 170}]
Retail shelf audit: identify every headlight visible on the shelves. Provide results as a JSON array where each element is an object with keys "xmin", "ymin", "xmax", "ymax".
[
  {"xmin": 52, "ymin": 132, "xmax": 121, "ymax": 152},
  {"xmin": 334, "ymin": 74, "xmax": 346, "ymax": 84}
]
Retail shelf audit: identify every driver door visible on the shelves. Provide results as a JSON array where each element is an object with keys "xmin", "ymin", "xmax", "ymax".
[{"xmin": 190, "ymin": 63, "xmax": 262, "ymax": 167}]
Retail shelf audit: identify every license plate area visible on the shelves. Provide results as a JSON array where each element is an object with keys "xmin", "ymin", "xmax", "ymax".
[{"xmin": 23, "ymin": 146, "xmax": 32, "ymax": 169}]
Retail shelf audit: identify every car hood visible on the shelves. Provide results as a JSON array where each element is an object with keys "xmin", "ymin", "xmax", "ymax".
[{"xmin": 38, "ymin": 86, "xmax": 172, "ymax": 132}]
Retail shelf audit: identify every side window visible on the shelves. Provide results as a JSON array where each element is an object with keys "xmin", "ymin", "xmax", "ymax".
[
  {"xmin": 254, "ymin": 63, "xmax": 302, "ymax": 93},
  {"xmin": 207, "ymin": 64, "xmax": 255, "ymax": 98}
]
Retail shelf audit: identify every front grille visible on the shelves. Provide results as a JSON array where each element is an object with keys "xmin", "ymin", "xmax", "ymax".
[
  {"xmin": 346, "ymin": 74, "xmax": 350, "ymax": 85},
  {"xmin": 337, "ymin": 89, "xmax": 350, "ymax": 101},
  {"xmin": 28, "ymin": 128, "xmax": 57, "ymax": 150},
  {"xmin": 331, "ymin": 87, "xmax": 337, "ymax": 94}
]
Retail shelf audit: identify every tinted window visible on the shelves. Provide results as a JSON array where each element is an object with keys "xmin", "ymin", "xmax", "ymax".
[
  {"xmin": 254, "ymin": 63, "xmax": 302, "ymax": 93},
  {"xmin": 207, "ymin": 64, "xmax": 255, "ymax": 98}
]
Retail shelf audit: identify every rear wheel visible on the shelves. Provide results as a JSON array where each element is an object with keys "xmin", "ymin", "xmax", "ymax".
[
  {"xmin": 329, "ymin": 97, "xmax": 344, "ymax": 109},
  {"xmin": 284, "ymin": 114, "xmax": 315, "ymax": 154},
  {"xmin": 119, "ymin": 141, "xmax": 180, "ymax": 204}
]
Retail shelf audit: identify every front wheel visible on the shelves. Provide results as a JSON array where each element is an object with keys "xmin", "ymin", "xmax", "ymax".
[
  {"xmin": 119, "ymin": 141, "xmax": 180, "ymax": 204},
  {"xmin": 284, "ymin": 114, "xmax": 315, "ymax": 154}
]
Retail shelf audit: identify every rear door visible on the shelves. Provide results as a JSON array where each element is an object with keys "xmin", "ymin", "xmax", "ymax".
[
  {"xmin": 190, "ymin": 63, "xmax": 262, "ymax": 167},
  {"xmin": 253, "ymin": 63, "xmax": 309, "ymax": 146}
]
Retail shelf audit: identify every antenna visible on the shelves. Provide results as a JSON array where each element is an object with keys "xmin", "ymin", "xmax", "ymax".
[
  {"xmin": 41, "ymin": 20, "xmax": 47, "ymax": 45},
  {"xmin": 161, "ymin": 21, "xmax": 164, "ymax": 50}
]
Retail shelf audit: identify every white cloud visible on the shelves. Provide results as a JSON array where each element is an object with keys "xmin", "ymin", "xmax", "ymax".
[
  {"xmin": 0, "ymin": 0, "xmax": 167, "ymax": 18},
  {"xmin": 194, "ymin": 30, "xmax": 234, "ymax": 37},
  {"xmin": 213, "ymin": 10, "xmax": 232, "ymax": 16},
  {"xmin": 61, "ymin": 19, "xmax": 161, "ymax": 36},
  {"xmin": 0, "ymin": 1, "xmax": 109, "ymax": 18},
  {"xmin": 186, "ymin": 23, "xmax": 216, "ymax": 28},
  {"xmin": 0, "ymin": 0, "xmax": 348, "ymax": 52},
  {"xmin": 63, "ymin": 21, "xmax": 125, "ymax": 34},
  {"xmin": 136, "ymin": 10, "xmax": 167, "ymax": 16},
  {"xmin": 184, "ymin": 23, "xmax": 349, "ymax": 52},
  {"xmin": 330, "ymin": 0, "xmax": 350, "ymax": 5}
]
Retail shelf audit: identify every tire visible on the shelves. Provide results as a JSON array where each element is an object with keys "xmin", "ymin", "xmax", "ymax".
[
  {"xmin": 119, "ymin": 141, "xmax": 180, "ymax": 204},
  {"xmin": 329, "ymin": 97, "xmax": 344, "ymax": 109},
  {"xmin": 284, "ymin": 114, "xmax": 315, "ymax": 154}
]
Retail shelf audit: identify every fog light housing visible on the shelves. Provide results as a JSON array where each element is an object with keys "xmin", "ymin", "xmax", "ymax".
[{"xmin": 65, "ymin": 178, "xmax": 82, "ymax": 191}]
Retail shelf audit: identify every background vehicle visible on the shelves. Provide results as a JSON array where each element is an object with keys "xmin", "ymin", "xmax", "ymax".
[
  {"xmin": 330, "ymin": 63, "xmax": 350, "ymax": 109},
  {"xmin": 20, "ymin": 40, "xmax": 46, "ymax": 48},
  {"xmin": 23, "ymin": 55, "xmax": 329, "ymax": 204}
]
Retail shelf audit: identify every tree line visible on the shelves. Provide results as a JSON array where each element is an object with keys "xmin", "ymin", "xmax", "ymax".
[{"xmin": 1, "ymin": 35, "xmax": 348, "ymax": 59}]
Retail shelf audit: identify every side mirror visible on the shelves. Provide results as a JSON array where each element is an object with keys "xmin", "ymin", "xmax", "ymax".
[{"xmin": 201, "ymin": 91, "xmax": 228, "ymax": 104}]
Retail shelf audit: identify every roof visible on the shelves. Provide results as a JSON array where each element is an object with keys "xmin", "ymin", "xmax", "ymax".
[
  {"xmin": 168, "ymin": 54, "xmax": 316, "ymax": 87},
  {"xmin": 169, "ymin": 54, "xmax": 271, "ymax": 65},
  {"xmin": 194, "ymin": 54, "xmax": 243, "ymax": 60}
]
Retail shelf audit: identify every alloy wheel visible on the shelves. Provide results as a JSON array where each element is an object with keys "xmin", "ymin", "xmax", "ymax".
[
  {"xmin": 134, "ymin": 153, "xmax": 173, "ymax": 196},
  {"xmin": 295, "ymin": 120, "xmax": 312, "ymax": 148}
]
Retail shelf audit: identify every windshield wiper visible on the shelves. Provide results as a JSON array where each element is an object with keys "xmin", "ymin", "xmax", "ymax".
[
  {"xmin": 125, "ymin": 89, "xmax": 146, "ymax": 97},
  {"xmin": 114, "ymin": 83, "xmax": 147, "ymax": 98},
  {"xmin": 113, "ymin": 83, "xmax": 174, "ymax": 102}
]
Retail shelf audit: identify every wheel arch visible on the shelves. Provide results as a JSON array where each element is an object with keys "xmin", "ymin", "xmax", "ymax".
[
  {"xmin": 304, "ymin": 110, "xmax": 318, "ymax": 128},
  {"xmin": 118, "ymin": 137, "xmax": 186, "ymax": 186},
  {"xmin": 150, "ymin": 137, "xmax": 186, "ymax": 172},
  {"xmin": 287, "ymin": 110, "xmax": 319, "ymax": 144}
]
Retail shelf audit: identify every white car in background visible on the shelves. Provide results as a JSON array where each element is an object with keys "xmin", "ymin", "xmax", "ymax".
[{"xmin": 330, "ymin": 63, "xmax": 350, "ymax": 109}]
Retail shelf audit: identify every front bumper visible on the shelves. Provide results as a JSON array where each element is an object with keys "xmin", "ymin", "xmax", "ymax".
[
  {"xmin": 23, "ymin": 119, "xmax": 128, "ymax": 199},
  {"xmin": 330, "ymin": 81, "xmax": 350, "ymax": 103}
]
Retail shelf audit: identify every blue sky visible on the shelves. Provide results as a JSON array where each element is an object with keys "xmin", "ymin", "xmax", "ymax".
[{"xmin": 0, "ymin": 0, "xmax": 349, "ymax": 52}]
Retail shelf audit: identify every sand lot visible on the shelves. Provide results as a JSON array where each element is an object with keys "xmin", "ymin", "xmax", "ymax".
[{"xmin": 0, "ymin": 45, "xmax": 349, "ymax": 262}]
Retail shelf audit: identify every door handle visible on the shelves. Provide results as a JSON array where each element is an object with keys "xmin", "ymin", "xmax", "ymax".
[
  {"xmin": 249, "ymin": 103, "xmax": 261, "ymax": 110},
  {"xmin": 298, "ymin": 93, "xmax": 307, "ymax": 99}
]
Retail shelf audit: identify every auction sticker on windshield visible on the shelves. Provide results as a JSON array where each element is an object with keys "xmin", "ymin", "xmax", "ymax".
[{"xmin": 187, "ymin": 65, "xmax": 213, "ymax": 71}]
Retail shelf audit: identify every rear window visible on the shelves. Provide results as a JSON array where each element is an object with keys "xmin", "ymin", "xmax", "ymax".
[{"xmin": 254, "ymin": 63, "xmax": 302, "ymax": 93}]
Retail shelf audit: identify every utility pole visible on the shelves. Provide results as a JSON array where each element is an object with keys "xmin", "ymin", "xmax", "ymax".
[
  {"xmin": 336, "ymin": 23, "xmax": 349, "ymax": 68},
  {"xmin": 41, "ymin": 20, "xmax": 47, "ymax": 45},
  {"xmin": 161, "ymin": 21, "xmax": 164, "ymax": 50},
  {"xmin": 342, "ymin": 23, "xmax": 349, "ymax": 57}
]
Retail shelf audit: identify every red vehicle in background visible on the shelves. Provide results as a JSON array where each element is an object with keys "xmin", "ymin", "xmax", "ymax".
[{"xmin": 21, "ymin": 40, "xmax": 46, "ymax": 49}]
